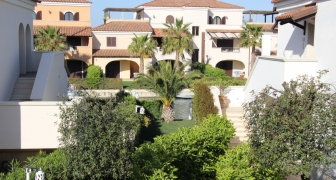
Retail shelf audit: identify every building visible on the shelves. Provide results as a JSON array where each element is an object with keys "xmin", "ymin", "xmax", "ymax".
[
  {"xmin": 0, "ymin": 0, "xmax": 67, "ymax": 170},
  {"xmin": 96, "ymin": 0, "xmax": 255, "ymax": 79},
  {"xmin": 92, "ymin": 20, "xmax": 153, "ymax": 79},
  {"xmin": 33, "ymin": 0, "xmax": 93, "ymax": 78},
  {"xmin": 245, "ymin": 0, "xmax": 336, "ymax": 101}
]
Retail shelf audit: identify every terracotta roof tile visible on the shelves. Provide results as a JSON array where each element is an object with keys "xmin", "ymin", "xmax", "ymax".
[
  {"xmin": 272, "ymin": 0, "xmax": 285, "ymax": 3},
  {"xmin": 34, "ymin": 26, "xmax": 92, "ymax": 36},
  {"xmin": 92, "ymin": 49, "xmax": 139, "ymax": 57},
  {"xmin": 92, "ymin": 21, "xmax": 153, "ymax": 32},
  {"xmin": 205, "ymin": 29, "xmax": 242, "ymax": 33},
  {"xmin": 138, "ymin": 0, "xmax": 244, "ymax": 9},
  {"xmin": 247, "ymin": 23, "xmax": 278, "ymax": 32},
  {"xmin": 275, "ymin": 5, "xmax": 317, "ymax": 21},
  {"xmin": 40, "ymin": 0, "xmax": 91, "ymax": 3},
  {"xmin": 152, "ymin": 28, "xmax": 168, "ymax": 37}
]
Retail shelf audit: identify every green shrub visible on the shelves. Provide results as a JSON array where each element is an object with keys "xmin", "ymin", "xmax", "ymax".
[
  {"xmin": 0, "ymin": 150, "xmax": 66, "ymax": 180},
  {"xmin": 68, "ymin": 78, "xmax": 122, "ymax": 89},
  {"xmin": 203, "ymin": 64, "xmax": 230, "ymax": 81},
  {"xmin": 192, "ymin": 83, "xmax": 218, "ymax": 124},
  {"xmin": 86, "ymin": 65, "xmax": 103, "ymax": 88},
  {"xmin": 138, "ymin": 99, "xmax": 162, "ymax": 121},
  {"xmin": 132, "ymin": 115, "xmax": 235, "ymax": 179},
  {"xmin": 191, "ymin": 62, "xmax": 206, "ymax": 73},
  {"xmin": 216, "ymin": 143, "xmax": 284, "ymax": 180}
]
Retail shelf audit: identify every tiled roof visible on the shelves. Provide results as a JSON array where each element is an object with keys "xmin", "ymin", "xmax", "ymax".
[
  {"xmin": 206, "ymin": 29, "xmax": 242, "ymax": 33},
  {"xmin": 40, "ymin": 0, "xmax": 91, "ymax": 3},
  {"xmin": 152, "ymin": 28, "xmax": 168, "ymax": 37},
  {"xmin": 92, "ymin": 49, "xmax": 139, "ymax": 57},
  {"xmin": 34, "ymin": 26, "xmax": 92, "ymax": 36},
  {"xmin": 247, "ymin": 23, "xmax": 278, "ymax": 32},
  {"xmin": 275, "ymin": 5, "xmax": 317, "ymax": 21},
  {"xmin": 271, "ymin": 0, "xmax": 285, "ymax": 3},
  {"xmin": 92, "ymin": 21, "xmax": 153, "ymax": 32},
  {"xmin": 138, "ymin": 0, "xmax": 244, "ymax": 9}
]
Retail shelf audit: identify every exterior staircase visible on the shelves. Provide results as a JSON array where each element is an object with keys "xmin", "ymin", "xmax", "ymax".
[
  {"xmin": 222, "ymin": 106, "xmax": 248, "ymax": 147},
  {"xmin": 10, "ymin": 74, "xmax": 36, "ymax": 101}
]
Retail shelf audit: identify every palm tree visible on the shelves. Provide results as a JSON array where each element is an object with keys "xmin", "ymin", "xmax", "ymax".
[
  {"xmin": 34, "ymin": 26, "xmax": 68, "ymax": 51},
  {"xmin": 132, "ymin": 61, "xmax": 201, "ymax": 122},
  {"xmin": 239, "ymin": 24, "xmax": 263, "ymax": 76},
  {"xmin": 162, "ymin": 18, "xmax": 194, "ymax": 68},
  {"xmin": 128, "ymin": 34, "xmax": 158, "ymax": 73}
]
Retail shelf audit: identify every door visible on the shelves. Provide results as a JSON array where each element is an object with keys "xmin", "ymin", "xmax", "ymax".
[{"xmin": 106, "ymin": 61, "xmax": 120, "ymax": 78}]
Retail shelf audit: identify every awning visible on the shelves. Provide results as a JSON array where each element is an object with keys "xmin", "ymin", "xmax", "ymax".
[
  {"xmin": 206, "ymin": 29, "xmax": 241, "ymax": 39},
  {"xmin": 272, "ymin": 5, "xmax": 317, "ymax": 34}
]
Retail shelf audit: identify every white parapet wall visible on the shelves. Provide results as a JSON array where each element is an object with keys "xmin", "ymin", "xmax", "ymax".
[{"xmin": 0, "ymin": 101, "xmax": 64, "ymax": 149}]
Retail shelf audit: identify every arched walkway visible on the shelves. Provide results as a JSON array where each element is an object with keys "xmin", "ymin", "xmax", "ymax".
[
  {"xmin": 216, "ymin": 60, "xmax": 245, "ymax": 77},
  {"xmin": 26, "ymin": 24, "xmax": 32, "ymax": 72},
  {"xmin": 66, "ymin": 60, "xmax": 88, "ymax": 78},
  {"xmin": 19, "ymin": 23, "xmax": 26, "ymax": 74},
  {"xmin": 105, "ymin": 60, "xmax": 140, "ymax": 79}
]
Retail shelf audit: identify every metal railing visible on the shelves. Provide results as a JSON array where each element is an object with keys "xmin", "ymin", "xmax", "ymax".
[{"xmin": 220, "ymin": 47, "xmax": 240, "ymax": 53}]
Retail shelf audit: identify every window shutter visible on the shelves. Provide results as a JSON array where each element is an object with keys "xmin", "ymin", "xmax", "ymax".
[
  {"xmin": 166, "ymin": 15, "xmax": 174, "ymax": 24},
  {"xmin": 111, "ymin": 37, "xmax": 116, "ymax": 47},
  {"xmin": 107, "ymin": 37, "xmax": 111, "ymax": 47},
  {"xmin": 60, "ymin": 12, "xmax": 64, "ymax": 20},
  {"xmin": 36, "ymin": 11, "xmax": 42, "ymax": 20},
  {"xmin": 74, "ymin": 12, "xmax": 79, "ymax": 21},
  {"xmin": 222, "ymin": 16, "xmax": 226, "ymax": 24},
  {"xmin": 208, "ymin": 16, "xmax": 213, "ymax": 24}
]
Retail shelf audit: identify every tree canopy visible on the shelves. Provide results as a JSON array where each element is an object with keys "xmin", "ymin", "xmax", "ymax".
[{"xmin": 34, "ymin": 26, "xmax": 68, "ymax": 51}]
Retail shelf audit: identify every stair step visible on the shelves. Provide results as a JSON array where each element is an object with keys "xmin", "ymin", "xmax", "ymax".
[{"xmin": 11, "ymin": 95, "xmax": 31, "ymax": 100}]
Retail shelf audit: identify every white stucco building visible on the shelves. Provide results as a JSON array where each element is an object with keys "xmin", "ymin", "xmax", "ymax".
[
  {"xmin": 0, "ymin": 0, "xmax": 68, "ymax": 169},
  {"xmin": 245, "ymin": 0, "xmax": 336, "ymax": 101}
]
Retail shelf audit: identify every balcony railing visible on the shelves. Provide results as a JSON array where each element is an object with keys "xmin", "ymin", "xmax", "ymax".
[{"xmin": 220, "ymin": 47, "xmax": 240, "ymax": 53}]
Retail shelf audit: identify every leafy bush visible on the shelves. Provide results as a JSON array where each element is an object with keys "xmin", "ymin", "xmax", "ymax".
[
  {"xmin": 85, "ymin": 65, "xmax": 103, "ymax": 88},
  {"xmin": 58, "ymin": 95, "xmax": 142, "ymax": 179},
  {"xmin": 244, "ymin": 70, "xmax": 336, "ymax": 178},
  {"xmin": 203, "ymin": 64, "xmax": 230, "ymax": 81},
  {"xmin": 192, "ymin": 83, "xmax": 218, "ymax": 124},
  {"xmin": 138, "ymin": 99, "xmax": 162, "ymax": 121},
  {"xmin": 0, "ymin": 150, "xmax": 66, "ymax": 180},
  {"xmin": 132, "ymin": 115, "xmax": 235, "ymax": 179},
  {"xmin": 68, "ymin": 78, "xmax": 122, "ymax": 89},
  {"xmin": 216, "ymin": 143, "xmax": 284, "ymax": 180}
]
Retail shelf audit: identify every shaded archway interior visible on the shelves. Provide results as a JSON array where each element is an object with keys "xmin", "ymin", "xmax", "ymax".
[
  {"xmin": 66, "ymin": 60, "xmax": 88, "ymax": 78},
  {"xmin": 216, "ymin": 60, "xmax": 245, "ymax": 77},
  {"xmin": 105, "ymin": 60, "xmax": 140, "ymax": 79}
]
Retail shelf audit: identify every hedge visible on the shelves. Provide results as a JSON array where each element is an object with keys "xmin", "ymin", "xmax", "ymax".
[
  {"xmin": 132, "ymin": 115, "xmax": 235, "ymax": 179},
  {"xmin": 68, "ymin": 78, "xmax": 122, "ymax": 90}
]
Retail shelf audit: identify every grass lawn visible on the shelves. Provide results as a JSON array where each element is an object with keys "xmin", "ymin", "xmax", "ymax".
[
  {"xmin": 122, "ymin": 81, "xmax": 133, "ymax": 89},
  {"xmin": 138, "ymin": 119, "xmax": 195, "ymax": 144}
]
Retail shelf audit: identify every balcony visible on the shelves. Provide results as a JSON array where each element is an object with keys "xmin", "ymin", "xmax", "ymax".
[
  {"xmin": 208, "ymin": 47, "xmax": 248, "ymax": 62},
  {"xmin": 220, "ymin": 47, "xmax": 240, "ymax": 53}
]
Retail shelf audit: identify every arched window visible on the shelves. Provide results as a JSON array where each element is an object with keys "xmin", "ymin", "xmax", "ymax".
[
  {"xmin": 166, "ymin": 15, "xmax": 174, "ymax": 24},
  {"xmin": 213, "ymin": 16, "xmax": 221, "ymax": 24},
  {"xmin": 64, "ymin": 12, "xmax": 74, "ymax": 21},
  {"xmin": 208, "ymin": 16, "xmax": 213, "ymax": 24},
  {"xmin": 221, "ymin": 16, "xmax": 227, "ymax": 24}
]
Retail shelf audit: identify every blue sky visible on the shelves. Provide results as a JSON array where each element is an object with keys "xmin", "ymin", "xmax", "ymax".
[{"xmin": 90, "ymin": 0, "xmax": 274, "ymax": 27}]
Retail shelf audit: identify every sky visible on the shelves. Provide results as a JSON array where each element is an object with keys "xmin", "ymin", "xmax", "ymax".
[{"xmin": 90, "ymin": 0, "xmax": 275, "ymax": 27}]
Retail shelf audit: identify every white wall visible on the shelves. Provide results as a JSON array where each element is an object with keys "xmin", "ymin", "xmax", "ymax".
[
  {"xmin": 31, "ymin": 52, "xmax": 68, "ymax": 101},
  {"xmin": 245, "ymin": 56, "xmax": 318, "ymax": 102},
  {"xmin": 315, "ymin": 0, "xmax": 336, "ymax": 84},
  {"xmin": 92, "ymin": 32, "xmax": 152, "ymax": 49},
  {"xmin": 0, "ymin": 0, "xmax": 36, "ymax": 101},
  {"xmin": 0, "ymin": 101, "xmax": 63, "ymax": 149}
]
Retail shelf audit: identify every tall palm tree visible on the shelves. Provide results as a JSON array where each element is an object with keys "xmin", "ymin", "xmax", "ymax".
[
  {"xmin": 34, "ymin": 26, "xmax": 67, "ymax": 51},
  {"xmin": 132, "ymin": 61, "xmax": 201, "ymax": 122},
  {"xmin": 128, "ymin": 34, "xmax": 158, "ymax": 73},
  {"xmin": 162, "ymin": 18, "xmax": 194, "ymax": 68},
  {"xmin": 239, "ymin": 24, "xmax": 263, "ymax": 75}
]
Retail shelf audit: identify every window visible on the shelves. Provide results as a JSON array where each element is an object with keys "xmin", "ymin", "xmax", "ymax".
[
  {"xmin": 166, "ymin": 15, "xmax": 174, "ymax": 24},
  {"xmin": 192, "ymin": 26, "xmax": 199, "ymax": 36},
  {"xmin": 107, "ymin": 37, "xmax": 116, "ymax": 47},
  {"xmin": 213, "ymin": 16, "xmax": 221, "ymax": 24},
  {"xmin": 64, "ymin": 12, "xmax": 74, "ymax": 21},
  {"xmin": 221, "ymin": 16, "xmax": 227, "ymax": 25},
  {"xmin": 208, "ymin": 16, "xmax": 213, "ymax": 24},
  {"xmin": 217, "ymin": 39, "xmax": 233, "ymax": 48},
  {"xmin": 35, "ymin": 11, "xmax": 42, "ymax": 20}
]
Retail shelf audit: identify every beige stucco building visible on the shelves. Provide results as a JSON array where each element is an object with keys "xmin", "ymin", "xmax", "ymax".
[{"xmin": 33, "ymin": 0, "xmax": 93, "ymax": 78}]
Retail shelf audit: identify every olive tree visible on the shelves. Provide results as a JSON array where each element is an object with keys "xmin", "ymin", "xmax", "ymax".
[
  {"xmin": 243, "ymin": 70, "xmax": 336, "ymax": 179},
  {"xmin": 58, "ymin": 93, "xmax": 142, "ymax": 179}
]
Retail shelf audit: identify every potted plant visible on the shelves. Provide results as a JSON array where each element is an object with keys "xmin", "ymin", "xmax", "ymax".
[{"xmin": 216, "ymin": 79, "xmax": 230, "ymax": 109}]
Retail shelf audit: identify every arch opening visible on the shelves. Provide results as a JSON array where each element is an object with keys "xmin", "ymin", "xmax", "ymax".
[
  {"xmin": 19, "ymin": 23, "xmax": 26, "ymax": 75},
  {"xmin": 216, "ymin": 60, "xmax": 245, "ymax": 77},
  {"xmin": 66, "ymin": 60, "xmax": 88, "ymax": 78},
  {"xmin": 26, "ymin": 24, "xmax": 32, "ymax": 72}
]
